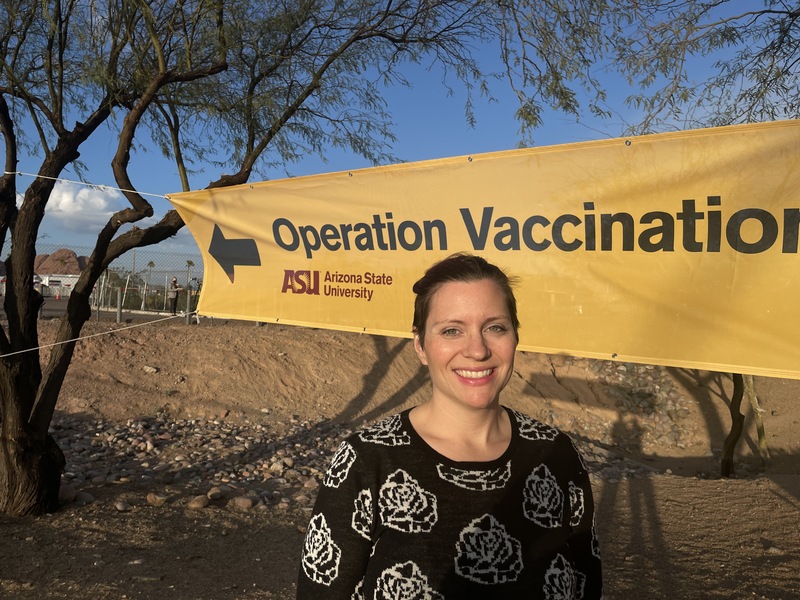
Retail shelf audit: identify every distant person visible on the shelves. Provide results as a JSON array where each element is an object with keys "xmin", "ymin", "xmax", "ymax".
[
  {"xmin": 168, "ymin": 277, "xmax": 182, "ymax": 315},
  {"xmin": 298, "ymin": 253, "xmax": 602, "ymax": 598}
]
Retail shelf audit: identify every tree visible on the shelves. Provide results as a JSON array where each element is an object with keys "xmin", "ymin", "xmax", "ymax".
[
  {"xmin": 614, "ymin": 1, "xmax": 800, "ymax": 132},
  {"xmin": 0, "ymin": 0, "xmax": 631, "ymax": 515}
]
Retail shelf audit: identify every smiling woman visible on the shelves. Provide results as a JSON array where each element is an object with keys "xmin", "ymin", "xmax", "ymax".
[{"xmin": 298, "ymin": 252, "xmax": 603, "ymax": 599}]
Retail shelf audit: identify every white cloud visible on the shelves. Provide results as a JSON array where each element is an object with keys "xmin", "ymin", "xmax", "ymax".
[
  {"xmin": 45, "ymin": 181, "xmax": 123, "ymax": 232},
  {"xmin": 34, "ymin": 181, "xmax": 202, "ymax": 257}
]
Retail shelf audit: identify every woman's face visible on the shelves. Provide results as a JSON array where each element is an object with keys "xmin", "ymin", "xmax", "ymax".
[{"xmin": 414, "ymin": 278, "xmax": 517, "ymax": 412}]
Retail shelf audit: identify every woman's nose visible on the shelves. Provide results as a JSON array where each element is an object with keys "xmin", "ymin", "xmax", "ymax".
[{"xmin": 463, "ymin": 332, "xmax": 490, "ymax": 359}]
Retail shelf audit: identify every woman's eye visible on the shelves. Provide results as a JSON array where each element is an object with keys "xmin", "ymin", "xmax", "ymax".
[
  {"xmin": 440, "ymin": 328, "xmax": 460, "ymax": 337},
  {"xmin": 486, "ymin": 324, "xmax": 508, "ymax": 334}
]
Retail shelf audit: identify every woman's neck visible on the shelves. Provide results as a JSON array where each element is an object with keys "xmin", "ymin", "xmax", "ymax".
[{"xmin": 409, "ymin": 401, "xmax": 511, "ymax": 462}]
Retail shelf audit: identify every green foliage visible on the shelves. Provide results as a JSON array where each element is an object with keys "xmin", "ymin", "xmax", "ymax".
[
  {"xmin": 115, "ymin": 1, "xmax": 638, "ymax": 177},
  {"xmin": 614, "ymin": 1, "xmax": 800, "ymax": 132},
  {"xmin": 2, "ymin": 1, "xmax": 650, "ymax": 187}
]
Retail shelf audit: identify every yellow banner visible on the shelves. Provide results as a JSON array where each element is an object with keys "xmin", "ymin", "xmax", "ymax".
[{"xmin": 168, "ymin": 120, "xmax": 800, "ymax": 379}]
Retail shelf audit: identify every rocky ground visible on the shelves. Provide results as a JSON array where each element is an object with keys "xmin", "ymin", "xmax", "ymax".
[{"xmin": 1, "ymin": 317, "xmax": 799, "ymax": 599}]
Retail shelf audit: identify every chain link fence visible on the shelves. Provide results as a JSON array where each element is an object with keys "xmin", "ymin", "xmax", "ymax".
[{"xmin": 27, "ymin": 242, "xmax": 204, "ymax": 315}]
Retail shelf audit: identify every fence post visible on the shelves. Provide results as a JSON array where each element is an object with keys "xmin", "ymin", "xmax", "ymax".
[{"xmin": 116, "ymin": 287, "xmax": 122, "ymax": 324}]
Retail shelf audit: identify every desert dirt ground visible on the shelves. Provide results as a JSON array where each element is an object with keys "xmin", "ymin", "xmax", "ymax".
[{"xmin": 1, "ymin": 316, "xmax": 799, "ymax": 599}]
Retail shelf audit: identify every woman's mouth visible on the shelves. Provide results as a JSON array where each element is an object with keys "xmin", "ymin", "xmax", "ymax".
[{"xmin": 454, "ymin": 368, "xmax": 494, "ymax": 379}]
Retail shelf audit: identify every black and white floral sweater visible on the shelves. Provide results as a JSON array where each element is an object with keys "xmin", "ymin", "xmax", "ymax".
[{"xmin": 297, "ymin": 407, "xmax": 603, "ymax": 599}]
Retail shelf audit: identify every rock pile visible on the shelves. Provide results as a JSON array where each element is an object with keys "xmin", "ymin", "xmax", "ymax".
[
  {"xmin": 591, "ymin": 360, "xmax": 700, "ymax": 451},
  {"xmin": 51, "ymin": 408, "xmax": 670, "ymax": 514},
  {"xmin": 52, "ymin": 412, "xmax": 340, "ymax": 513}
]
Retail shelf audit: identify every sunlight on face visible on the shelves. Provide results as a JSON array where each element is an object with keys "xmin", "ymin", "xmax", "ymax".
[{"xmin": 414, "ymin": 279, "xmax": 517, "ymax": 412}]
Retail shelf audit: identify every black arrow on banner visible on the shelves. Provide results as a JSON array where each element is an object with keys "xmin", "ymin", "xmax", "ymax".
[{"xmin": 208, "ymin": 224, "xmax": 261, "ymax": 283}]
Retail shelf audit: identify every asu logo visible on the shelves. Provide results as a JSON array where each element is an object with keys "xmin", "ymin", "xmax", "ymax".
[{"xmin": 281, "ymin": 270, "xmax": 320, "ymax": 295}]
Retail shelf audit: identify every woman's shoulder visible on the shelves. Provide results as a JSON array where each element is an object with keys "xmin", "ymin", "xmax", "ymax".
[
  {"xmin": 506, "ymin": 407, "xmax": 589, "ymax": 471},
  {"xmin": 326, "ymin": 411, "xmax": 416, "ymax": 483},
  {"xmin": 505, "ymin": 407, "xmax": 567, "ymax": 443},
  {"xmin": 344, "ymin": 409, "xmax": 414, "ymax": 449}
]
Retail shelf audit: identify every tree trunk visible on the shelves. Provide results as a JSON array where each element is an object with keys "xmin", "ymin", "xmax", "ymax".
[
  {"xmin": 0, "ymin": 210, "xmax": 184, "ymax": 516},
  {"xmin": 0, "ymin": 425, "xmax": 65, "ymax": 516},
  {"xmin": 721, "ymin": 373, "xmax": 745, "ymax": 478},
  {"xmin": 744, "ymin": 374, "xmax": 770, "ymax": 464}
]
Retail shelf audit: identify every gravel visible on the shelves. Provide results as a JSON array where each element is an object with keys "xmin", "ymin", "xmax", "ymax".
[{"xmin": 50, "ymin": 405, "xmax": 675, "ymax": 514}]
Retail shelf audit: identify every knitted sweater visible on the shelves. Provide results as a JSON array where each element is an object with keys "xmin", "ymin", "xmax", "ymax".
[{"xmin": 298, "ymin": 407, "xmax": 602, "ymax": 599}]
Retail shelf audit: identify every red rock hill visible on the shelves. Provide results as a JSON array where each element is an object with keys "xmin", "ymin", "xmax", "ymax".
[{"xmin": 34, "ymin": 249, "xmax": 89, "ymax": 275}]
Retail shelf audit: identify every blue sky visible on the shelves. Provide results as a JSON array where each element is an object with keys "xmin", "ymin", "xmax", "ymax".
[{"xmin": 30, "ymin": 59, "xmax": 639, "ymax": 255}]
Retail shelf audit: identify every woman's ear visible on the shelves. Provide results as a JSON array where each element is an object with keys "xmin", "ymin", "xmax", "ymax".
[{"xmin": 413, "ymin": 332, "xmax": 428, "ymax": 366}]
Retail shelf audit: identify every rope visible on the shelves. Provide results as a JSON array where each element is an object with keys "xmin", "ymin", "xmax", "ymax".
[
  {"xmin": 0, "ymin": 312, "xmax": 195, "ymax": 358},
  {"xmin": 4, "ymin": 170, "xmax": 168, "ymax": 199},
  {"xmin": 1, "ymin": 170, "xmax": 186, "ymax": 357}
]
